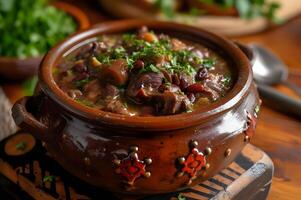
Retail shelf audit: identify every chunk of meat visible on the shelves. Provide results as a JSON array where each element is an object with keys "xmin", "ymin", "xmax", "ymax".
[
  {"xmin": 104, "ymin": 98, "xmax": 130, "ymax": 115},
  {"xmin": 131, "ymin": 60, "xmax": 145, "ymax": 73},
  {"xmin": 171, "ymin": 38, "xmax": 187, "ymax": 51},
  {"xmin": 83, "ymin": 79, "xmax": 102, "ymax": 103},
  {"xmin": 126, "ymin": 72, "xmax": 163, "ymax": 104},
  {"xmin": 100, "ymin": 59, "xmax": 128, "ymax": 86},
  {"xmin": 161, "ymin": 69, "xmax": 172, "ymax": 83},
  {"xmin": 204, "ymin": 74, "xmax": 224, "ymax": 93},
  {"xmin": 154, "ymin": 91, "xmax": 191, "ymax": 115},
  {"xmin": 172, "ymin": 74, "xmax": 180, "ymax": 85},
  {"xmin": 195, "ymin": 68, "xmax": 208, "ymax": 81},
  {"xmin": 75, "ymin": 41, "xmax": 100, "ymax": 59},
  {"xmin": 186, "ymin": 83, "xmax": 205, "ymax": 93},
  {"xmin": 73, "ymin": 72, "xmax": 89, "ymax": 82},
  {"xmin": 139, "ymin": 106, "xmax": 155, "ymax": 116},
  {"xmin": 199, "ymin": 74, "xmax": 225, "ymax": 100},
  {"xmin": 103, "ymin": 84, "xmax": 119, "ymax": 98},
  {"xmin": 186, "ymin": 82, "xmax": 219, "ymax": 101},
  {"xmin": 179, "ymin": 73, "xmax": 194, "ymax": 90},
  {"xmin": 72, "ymin": 60, "xmax": 87, "ymax": 73}
]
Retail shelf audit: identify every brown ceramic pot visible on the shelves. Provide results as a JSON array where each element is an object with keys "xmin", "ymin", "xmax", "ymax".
[
  {"xmin": 0, "ymin": 2, "xmax": 90, "ymax": 81},
  {"xmin": 12, "ymin": 20, "xmax": 261, "ymax": 195}
]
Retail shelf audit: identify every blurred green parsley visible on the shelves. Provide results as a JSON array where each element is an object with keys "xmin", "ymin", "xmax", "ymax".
[{"xmin": 0, "ymin": 0, "xmax": 77, "ymax": 58}]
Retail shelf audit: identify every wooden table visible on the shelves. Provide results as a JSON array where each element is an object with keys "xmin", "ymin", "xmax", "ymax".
[{"xmin": 1, "ymin": 1, "xmax": 301, "ymax": 199}]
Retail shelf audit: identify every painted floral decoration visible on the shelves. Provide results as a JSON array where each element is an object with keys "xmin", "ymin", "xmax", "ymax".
[
  {"xmin": 177, "ymin": 141, "xmax": 211, "ymax": 185},
  {"xmin": 113, "ymin": 146, "xmax": 152, "ymax": 186},
  {"xmin": 181, "ymin": 148, "xmax": 206, "ymax": 178}
]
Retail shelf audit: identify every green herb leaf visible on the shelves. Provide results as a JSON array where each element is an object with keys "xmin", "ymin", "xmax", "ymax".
[
  {"xmin": 221, "ymin": 75, "xmax": 232, "ymax": 87},
  {"xmin": 178, "ymin": 194, "xmax": 186, "ymax": 200},
  {"xmin": 0, "ymin": 0, "xmax": 77, "ymax": 58},
  {"xmin": 43, "ymin": 175, "xmax": 55, "ymax": 183},
  {"xmin": 15, "ymin": 141, "xmax": 27, "ymax": 151},
  {"xmin": 75, "ymin": 78, "xmax": 90, "ymax": 88},
  {"xmin": 76, "ymin": 99, "xmax": 94, "ymax": 107},
  {"xmin": 149, "ymin": 64, "xmax": 161, "ymax": 73},
  {"xmin": 202, "ymin": 58, "xmax": 215, "ymax": 69}
]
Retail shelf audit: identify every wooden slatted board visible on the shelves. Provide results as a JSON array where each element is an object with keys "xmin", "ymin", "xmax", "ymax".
[{"xmin": 0, "ymin": 132, "xmax": 274, "ymax": 200}]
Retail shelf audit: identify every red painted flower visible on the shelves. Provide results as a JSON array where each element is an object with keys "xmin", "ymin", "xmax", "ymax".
[
  {"xmin": 181, "ymin": 148, "xmax": 206, "ymax": 177},
  {"xmin": 115, "ymin": 154, "xmax": 146, "ymax": 185},
  {"xmin": 244, "ymin": 111, "xmax": 257, "ymax": 138}
]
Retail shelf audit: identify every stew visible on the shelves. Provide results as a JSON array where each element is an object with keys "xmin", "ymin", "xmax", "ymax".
[{"xmin": 54, "ymin": 27, "xmax": 233, "ymax": 116}]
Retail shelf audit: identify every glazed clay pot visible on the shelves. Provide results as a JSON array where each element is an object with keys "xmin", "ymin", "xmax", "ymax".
[{"xmin": 12, "ymin": 20, "xmax": 261, "ymax": 195}]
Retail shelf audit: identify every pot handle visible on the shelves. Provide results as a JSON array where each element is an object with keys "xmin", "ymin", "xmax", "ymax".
[{"xmin": 12, "ymin": 96, "xmax": 49, "ymax": 141}]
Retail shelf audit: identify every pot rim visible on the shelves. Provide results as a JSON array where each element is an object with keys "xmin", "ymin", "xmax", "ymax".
[{"xmin": 39, "ymin": 19, "xmax": 252, "ymax": 131}]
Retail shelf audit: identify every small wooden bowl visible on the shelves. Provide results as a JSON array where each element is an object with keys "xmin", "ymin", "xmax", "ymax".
[{"xmin": 0, "ymin": 2, "xmax": 90, "ymax": 81}]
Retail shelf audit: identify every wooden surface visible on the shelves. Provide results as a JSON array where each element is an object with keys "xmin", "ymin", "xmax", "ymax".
[
  {"xmin": 0, "ymin": 0, "xmax": 301, "ymax": 199},
  {"xmin": 0, "ymin": 133, "xmax": 273, "ymax": 200}
]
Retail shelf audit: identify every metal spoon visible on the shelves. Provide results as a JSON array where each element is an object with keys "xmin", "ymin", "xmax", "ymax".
[
  {"xmin": 235, "ymin": 42, "xmax": 301, "ymax": 118},
  {"xmin": 250, "ymin": 44, "xmax": 301, "ymax": 96}
]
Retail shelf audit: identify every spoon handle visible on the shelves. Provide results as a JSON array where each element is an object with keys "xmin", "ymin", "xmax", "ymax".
[
  {"xmin": 282, "ymin": 80, "xmax": 301, "ymax": 96},
  {"xmin": 257, "ymin": 84, "xmax": 301, "ymax": 118}
]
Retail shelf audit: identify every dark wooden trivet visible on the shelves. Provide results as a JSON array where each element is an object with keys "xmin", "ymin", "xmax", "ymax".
[{"xmin": 0, "ymin": 132, "xmax": 273, "ymax": 200}]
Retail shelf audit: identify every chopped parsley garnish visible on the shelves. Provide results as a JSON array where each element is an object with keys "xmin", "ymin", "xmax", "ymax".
[
  {"xmin": 221, "ymin": 75, "xmax": 232, "ymax": 88},
  {"xmin": 177, "ymin": 194, "xmax": 186, "ymax": 200},
  {"xmin": 96, "ymin": 33, "xmax": 210, "ymax": 76},
  {"xmin": 76, "ymin": 99, "xmax": 94, "ymax": 107},
  {"xmin": 140, "ymin": 64, "xmax": 161, "ymax": 74},
  {"xmin": 75, "ymin": 78, "xmax": 90, "ymax": 88},
  {"xmin": 202, "ymin": 58, "xmax": 215, "ymax": 69},
  {"xmin": 15, "ymin": 141, "xmax": 27, "ymax": 151},
  {"xmin": 43, "ymin": 175, "xmax": 55, "ymax": 183}
]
